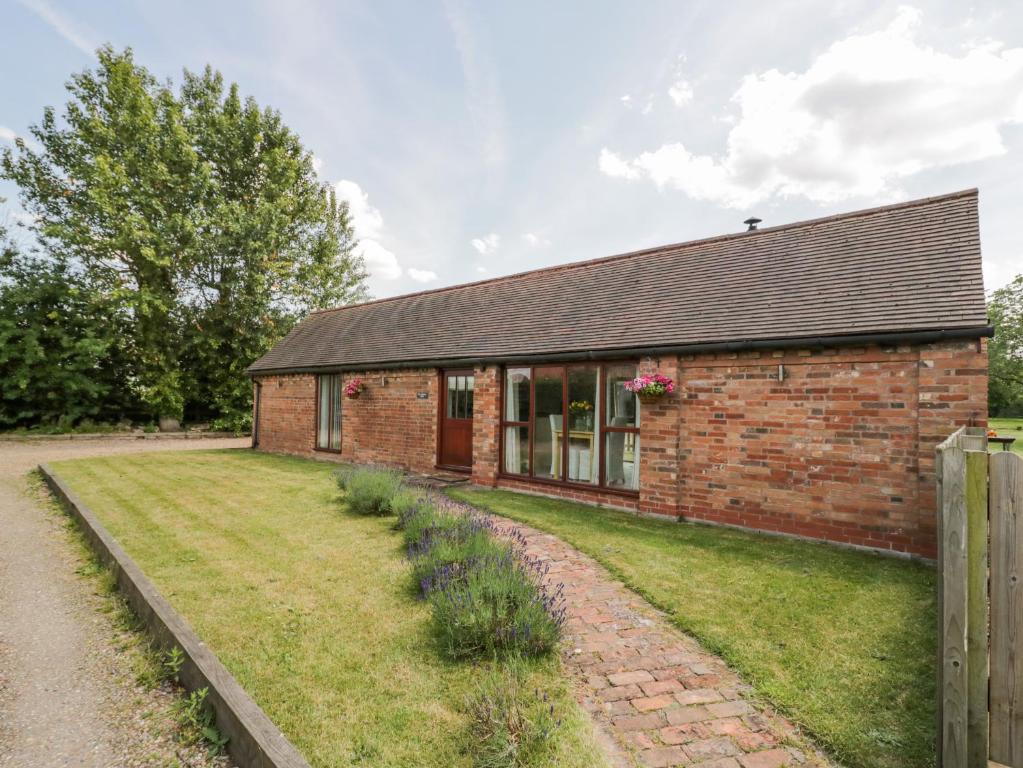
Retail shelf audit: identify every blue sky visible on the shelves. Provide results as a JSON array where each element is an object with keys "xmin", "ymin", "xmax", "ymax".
[{"xmin": 2, "ymin": 0, "xmax": 1022, "ymax": 299}]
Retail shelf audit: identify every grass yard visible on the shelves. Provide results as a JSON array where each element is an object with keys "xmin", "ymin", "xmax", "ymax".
[
  {"xmin": 50, "ymin": 451, "xmax": 608, "ymax": 768},
  {"xmin": 448, "ymin": 487, "xmax": 937, "ymax": 768},
  {"xmin": 989, "ymin": 417, "xmax": 1023, "ymax": 454}
]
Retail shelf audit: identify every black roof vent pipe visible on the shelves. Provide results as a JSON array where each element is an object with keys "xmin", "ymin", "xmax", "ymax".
[{"xmin": 744, "ymin": 217, "xmax": 762, "ymax": 232}]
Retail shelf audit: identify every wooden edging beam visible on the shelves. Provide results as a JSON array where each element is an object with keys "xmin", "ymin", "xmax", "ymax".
[
  {"xmin": 0, "ymin": 432, "xmax": 246, "ymax": 442},
  {"xmin": 38, "ymin": 463, "xmax": 311, "ymax": 768}
]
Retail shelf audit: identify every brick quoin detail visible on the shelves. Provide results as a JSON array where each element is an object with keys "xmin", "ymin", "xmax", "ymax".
[
  {"xmin": 471, "ymin": 365, "xmax": 501, "ymax": 487},
  {"xmin": 253, "ymin": 338, "xmax": 986, "ymax": 558},
  {"xmin": 253, "ymin": 374, "xmax": 316, "ymax": 455}
]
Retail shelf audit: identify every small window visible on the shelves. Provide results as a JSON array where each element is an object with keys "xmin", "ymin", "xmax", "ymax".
[
  {"xmin": 446, "ymin": 374, "xmax": 474, "ymax": 419},
  {"xmin": 316, "ymin": 374, "xmax": 341, "ymax": 451}
]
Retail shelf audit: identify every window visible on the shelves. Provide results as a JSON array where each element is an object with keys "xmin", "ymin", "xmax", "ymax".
[
  {"xmin": 603, "ymin": 364, "xmax": 640, "ymax": 490},
  {"xmin": 502, "ymin": 368, "xmax": 530, "ymax": 475},
  {"xmin": 316, "ymin": 374, "xmax": 341, "ymax": 451},
  {"xmin": 446, "ymin": 374, "xmax": 474, "ymax": 419},
  {"xmin": 500, "ymin": 363, "xmax": 639, "ymax": 492}
]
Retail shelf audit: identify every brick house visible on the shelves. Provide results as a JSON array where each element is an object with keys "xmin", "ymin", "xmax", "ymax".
[{"xmin": 248, "ymin": 189, "xmax": 990, "ymax": 558}]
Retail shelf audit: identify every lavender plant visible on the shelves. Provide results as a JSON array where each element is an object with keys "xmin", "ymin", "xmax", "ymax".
[
  {"xmin": 408, "ymin": 513, "xmax": 503, "ymax": 594},
  {"xmin": 465, "ymin": 664, "xmax": 564, "ymax": 768},
  {"xmin": 427, "ymin": 546, "xmax": 566, "ymax": 658},
  {"xmin": 334, "ymin": 466, "xmax": 405, "ymax": 515},
  {"xmin": 396, "ymin": 495, "xmax": 566, "ymax": 658},
  {"xmin": 389, "ymin": 487, "xmax": 426, "ymax": 519}
]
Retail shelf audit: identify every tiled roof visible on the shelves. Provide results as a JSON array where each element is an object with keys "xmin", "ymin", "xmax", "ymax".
[{"xmin": 249, "ymin": 189, "xmax": 989, "ymax": 373}]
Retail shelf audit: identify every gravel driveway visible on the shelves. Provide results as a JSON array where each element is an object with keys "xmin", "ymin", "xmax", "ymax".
[{"xmin": 0, "ymin": 436, "xmax": 248, "ymax": 768}]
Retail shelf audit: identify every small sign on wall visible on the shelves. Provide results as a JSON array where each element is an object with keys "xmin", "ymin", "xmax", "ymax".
[{"xmin": 416, "ymin": 391, "xmax": 429, "ymax": 399}]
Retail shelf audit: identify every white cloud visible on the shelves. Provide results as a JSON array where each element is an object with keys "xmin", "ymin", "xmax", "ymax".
[
  {"xmin": 334, "ymin": 179, "xmax": 401, "ymax": 281},
  {"xmin": 471, "ymin": 232, "xmax": 500, "ymax": 254},
  {"xmin": 620, "ymin": 94, "xmax": 633, "ymax": 106},
  {"xmin": 407, "ymin": 268, "xmax": 438, "ymax": 283},
  {"xmin": 358, "ymin": 240, "xmax": 402, "ymax": 281},
  {"xmin": 476, "ymin": 266, "xmax": 488, "ymax": 274},
  {"xmin": 598, "ymin": 147, "xmax": 640, "ymax": 180},
  {"xmin": 15, "ymin": 0, "xmax": 96, "ymax": 56},
  {"xmin": 9, "ymin": 210, "xmax": 37, "ymax": 226},
  {"xmin": 311, "ymin": 155, "xmax": 324, "ymax": 175},
  {"xmin": 335, "ymin": 179, "xmax": 384, "ymax": 239},
  {"xmin": 0, "ymin": 125, "xmax": 43, "ymax": 153},
  {"xmin": 600, "ymin": 6, "xmax": 1023, "ymax": 208},
  {"xmin": 522, "ymin": 232, "xmax": 551, "ymax": 248},
  {"xmin": 668, "ymin": 78, "xmax": 693, "ymax": 106}
]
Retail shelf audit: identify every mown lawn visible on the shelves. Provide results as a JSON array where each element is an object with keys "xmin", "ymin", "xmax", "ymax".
[
  {"xmin": 50, "ymin": 451, "xmax": 608, "ymax": 768},
  {"xmin": 989, "ymin": 417, "xmax": 1023, "ymax": 454},
  {"xmin": 448, "ymin": 487, "xmax": 937, "ymax": 768}
]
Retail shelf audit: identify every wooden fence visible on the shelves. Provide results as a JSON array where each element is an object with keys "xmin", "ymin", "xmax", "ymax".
[{"xmin": 937, "ymin": 426, "xmax": 1022, "ymax": 768}]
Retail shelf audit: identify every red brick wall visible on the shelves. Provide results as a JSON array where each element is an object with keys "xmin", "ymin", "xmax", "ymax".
[
  {"xmin": 472, "ymin": 365, "xmax": 501, "ymax": 487},
  {"xmin": 637, "ymin": 356, "xmax": 682, "ymax": 517},
  {"xmin": 253, "ymin": 374, "xmax": 316, "ymax": 455},
  {"xmin": 252, "ymin": 369, "xmax": 438, "ymax": 472},
  {"xmin": 494, "ymin": 475, "xmax": 640, "ymax": 512},
  {"xmin": 916, "ymin": 338, "xmax": 990, "ymax": 534},
  {"xmin": 673, "ymin": 339, "xmax": 986, "ymax": 557},
  {"xmin": 253, "ymin": 337, "xmax": 986, "ymax": 558},
  {"xmin": 340, "ymin": 369, "xmax": 438, "ymax": 473}
]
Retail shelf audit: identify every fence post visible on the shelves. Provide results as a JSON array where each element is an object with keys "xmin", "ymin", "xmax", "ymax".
[
  {"xmin": 940, "ymin": 444, "xmax": 969, "ymax": 767},
  {"xmin": 990, "ymin": 451, "xmax": 1023, "ymax": 767},
  {"xmin": 937, "ymin": 443, "xmax": 945, "ymax": 767},
  {"xmin": 965, "ymin": 450, "xmax": 988, "ymax": 768}
]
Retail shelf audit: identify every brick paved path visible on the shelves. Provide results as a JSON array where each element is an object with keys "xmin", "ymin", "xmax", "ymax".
[{"xmin": 460, "ymin": 502, "xmax": 834, "ymax": 768}]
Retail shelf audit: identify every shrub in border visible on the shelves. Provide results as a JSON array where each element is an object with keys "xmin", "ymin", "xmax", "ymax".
[
  {"xmin": 334, "ymin": 465, "xmax": 404, "ymax": 515},
  {"xmin": 465, "ymin": 663, "xmax": 563, "ymax": 768},
  {"xmin": 397, "ymin": 496, "xmax": 566, "ymax": 658}
]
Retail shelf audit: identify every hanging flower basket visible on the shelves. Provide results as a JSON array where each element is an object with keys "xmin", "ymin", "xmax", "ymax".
[
  {"xmin": 624, "ymin": 373, "xmax": 675, "ymax": 400},
  {"xmin": 344, "ymin": 378, "xmax": 365, "ymax": 399}
]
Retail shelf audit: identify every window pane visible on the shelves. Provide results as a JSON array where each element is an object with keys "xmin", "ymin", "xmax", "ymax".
[
  {"xmin": 503, "ymin": 426, "xmax": 529, "ymax": 475},
  {"xmin": 458, "ymin": 376, "xmax": 467, "ymax": 418},
  {"xmin": 447, "ymin": 376, "xmax": 457, "ymax": 418},
  {"xmin": 330, "ymin": 376, "xmax": 341, "ymax": 450},
  {"xmin": 317, "ymin": 376, "xmax": 330, "ymax": 449},
  {"xmin": 605, "ymin": 432, "xmax": 639, "ymax": 490},
  {"xmin": 532, "ymin": 367, "xmax": 564, "ymax": 480},
  {"xmin": 567, "ymin": 367, "xmax": 599, "ymax": 484},
  {"xmin": 605, "ymin": 364, "xmax": 639, "ymax": 428},
  {"xmin": 466, "ymin": 375, "xmax": 474, "ymax": 417},
  {"xmin": 504, "ymin": 368, "xmax": 531, "ymax": 422}
]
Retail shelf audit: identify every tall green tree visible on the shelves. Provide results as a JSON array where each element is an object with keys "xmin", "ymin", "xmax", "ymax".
[
  {"xmin": 989, "ymin": 275, "xmax": 1023, "ymax": 417},
  {"xmin": 2, "ymin": 47, "xmax": 367, "ymax": 427},
  {"xmin": 0, "ymin": 224, "xmax": 131, "ymax": 427},
  {"xmin": 2, "ymin": 47, "xmax": 197, "ymax": 421},
  {"xmin": 178, "ymin": 67, "xmax": 366, "ymax": 422}
]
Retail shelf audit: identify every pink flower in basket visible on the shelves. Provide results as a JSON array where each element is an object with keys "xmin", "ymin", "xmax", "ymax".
[
  {"xmin": 344, "ymin": 378, "xmax": 365, "ymax": 398},
  {"xmin": 623, "ymin": 373, "xmax": 675, "ymax": 397}
]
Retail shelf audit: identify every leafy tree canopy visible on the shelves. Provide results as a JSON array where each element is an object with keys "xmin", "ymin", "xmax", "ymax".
[
  {"xmin": 0, "ymin": 238, "xmax": 132, "ymax": 428},
  {"xmin": 989, "ymin": 274, "xmax": 1023, "ymax": 417},
  {"xmin": 1, "ymin": 47, "xmax": 367, "ymax": 426}
]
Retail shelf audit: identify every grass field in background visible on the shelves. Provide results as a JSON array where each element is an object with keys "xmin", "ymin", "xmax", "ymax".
[
  {"xmin": 51, "ymin": 451, "xmax": 607, "ymax": 768},
  {"xmin": 448, "ymin": 487, "xmax": 937, "ymax": 768},
  {"xmin": 989, "ymin": 417, "xmax": 1023, "ymax": 454}
]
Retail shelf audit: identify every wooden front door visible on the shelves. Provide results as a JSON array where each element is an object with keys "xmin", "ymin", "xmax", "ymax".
[{"xmin": 439, "ymin": 370, "xmax": 474, "ymax": 470}]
